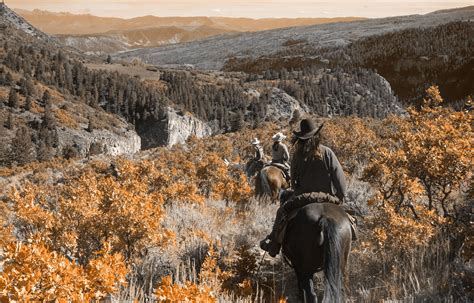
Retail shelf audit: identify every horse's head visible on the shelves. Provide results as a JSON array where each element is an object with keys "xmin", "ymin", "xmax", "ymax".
[{"xmin": 245, "ymin": 158, "xmax": 265, "ymax": 179}]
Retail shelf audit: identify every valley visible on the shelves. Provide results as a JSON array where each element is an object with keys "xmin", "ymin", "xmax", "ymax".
[{"xmin": 0, "ymin": 2, "xmax": 472, "ymax": 302}]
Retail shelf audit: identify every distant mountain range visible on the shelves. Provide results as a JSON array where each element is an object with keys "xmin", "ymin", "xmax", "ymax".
[
  {"xmin": 115, "ymin": 6, "xmax": 473, "ymax": 104},
  {"xmin": 116, "ymin": 6, "xmax": 473, "ymax": 70},
  {"xmin": 14, "ymin": 8, "xmax": 365, "ymax": 54}
]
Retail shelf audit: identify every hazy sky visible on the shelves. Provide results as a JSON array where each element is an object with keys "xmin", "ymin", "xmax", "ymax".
[{"xmin": 8, "ymin": 0, "xmax": 474, "ymax": 18}]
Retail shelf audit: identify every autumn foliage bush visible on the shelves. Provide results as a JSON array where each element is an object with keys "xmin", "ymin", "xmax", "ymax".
[
  {"xmin": 0, "ymin": 240, "xmax": 127, "ymax": 302},
  {"xmin": 364, "ymin": 86, "xmax": 472, "ymax": 221},
  {"xmin": 0, "ymin": 138, "xmax": 256, "ymax": 300},
  {"xmin": 0, "ymin": 87, "xmax": 471, "ymax": 301}
]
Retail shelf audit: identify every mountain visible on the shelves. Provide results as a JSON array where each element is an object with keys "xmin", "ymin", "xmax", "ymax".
[
  {"xmin": 116, "ymin": 6, "xmax": 474, "ymax": 103},
  {"xmin": 14, "ymin": 8, "xmax": 364, "ymax": 54},
  {"xmin": 14, "ymin": 9, "xmax": 365, "ymax": 35},
  {"xmin": 0, "ymin": 6, "xmax": 142, "ymax": 164},
  {"xmin": 116, "ymin": 7, "xmax": 473, "ymax": 70},
  {"xmin": 1, "ymin": 4, "xmax": 55, "ymax": 44}
]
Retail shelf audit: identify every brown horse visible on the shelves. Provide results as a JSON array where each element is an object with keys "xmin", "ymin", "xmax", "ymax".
[{"xmin": 254, "ymin": 165, "xmax": 289, "ymax": 202}]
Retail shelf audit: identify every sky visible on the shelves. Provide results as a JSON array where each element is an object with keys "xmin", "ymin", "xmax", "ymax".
[{"xmin": 7, "ymin": 0, "xmax": 474, "ymax": 18}]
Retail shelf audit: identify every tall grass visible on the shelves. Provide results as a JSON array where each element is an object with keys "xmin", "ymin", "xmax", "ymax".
[{"xmin": 113, "ymin": 194, "xmax": 469, "ymax": 302}]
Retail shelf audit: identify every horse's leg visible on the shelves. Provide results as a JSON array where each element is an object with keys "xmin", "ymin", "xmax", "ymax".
[{"xmin": 297, "ymin": 273, "xmax": 317, "ymax": 303}]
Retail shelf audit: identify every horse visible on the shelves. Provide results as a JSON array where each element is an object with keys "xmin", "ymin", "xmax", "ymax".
[
  {"xmin": 282, "ymin": 202, "xmax": 352, "ymax": 303},
  {"xmin": 245, "ymin": 157, "xmax": 267, "ymax": 179},
  {"xmin": 254, "ymin": 165, "xmax": 289, "ymax": 202}
]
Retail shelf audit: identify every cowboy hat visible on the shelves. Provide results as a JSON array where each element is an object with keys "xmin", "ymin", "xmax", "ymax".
[
  {"xmin": 293, "ymin": 118, "xmax": 324, "ymax": 140},
  {"xmin": 272, "ymin": 132, "xmax": 286, "ymax": 142},
  {"xmin": 251, "ymin": 138, "xmax": 260, "ymax": 145}
]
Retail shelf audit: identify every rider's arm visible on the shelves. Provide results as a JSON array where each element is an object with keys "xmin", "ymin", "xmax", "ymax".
[
  {"xmin": 290, "ymin": 153, "xmax": 299, "ymax": 189},
  {"xmin": 282, "ymin": 144, "xmax": 290, "ymax": 162},
  {"xmin": 326, "ymin": 148, "xmax": 347, "ymax": 202},
  {"xmin": 255, "ymin": 146, "xmax": 263, "ymax": 161}
]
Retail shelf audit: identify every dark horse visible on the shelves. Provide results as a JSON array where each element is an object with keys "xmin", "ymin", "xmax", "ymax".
[
  {"xmin": 246, "ymin": 159, "xmax": 288, "ymax": 201},
  {"xmin": 282, "ymin": 202, "xmax": 352, "ymax": 303}
]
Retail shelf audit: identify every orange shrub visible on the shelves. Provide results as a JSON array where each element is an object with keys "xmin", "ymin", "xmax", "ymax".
[
  {"xmin": 364, "ymin": 86, "xmax": 473, "ymax": 217},
  {"xmin": 0, "ymin": 239, "xmax": 127, "ymax": 302},
  {"xmin": 155, "ymin": 244, "xmax": 230, "ymax": 302}
]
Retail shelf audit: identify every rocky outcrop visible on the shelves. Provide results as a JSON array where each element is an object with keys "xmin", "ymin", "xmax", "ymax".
[
  {"xmin": 167, "ymin": 108, "xmax": 212, "ymax": 146},
  {"xmin": 57, "ymin": 125, "xmax": 141, "ymax": 157},
  {"xmin": 266, "ymin": 88, "xmax": 310, "ymax": 120},
  {"xmin": 137, "ymin": 107, "xmax": 212, "ymax": 149},
  {"xmin": 0, "ymin": 100, "xmax": 141, "ymax": 160}
]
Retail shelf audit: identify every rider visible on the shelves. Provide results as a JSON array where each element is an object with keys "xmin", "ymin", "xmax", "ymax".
[
  {"xmin": 247, "ymin": 138, "xmax": 266, "ymax": 177},
  {"xmin": 252, "ymin": 138, "xmax": 265, "ymax": 161},
  {"xmin": 260, "ymin": 118, "xmax": 356, "ymax": 257},
  {"xmin": 270, "ymin": 132, "xmax": 291, "ymax": 183}
]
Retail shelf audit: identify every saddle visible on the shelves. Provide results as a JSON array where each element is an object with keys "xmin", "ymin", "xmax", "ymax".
[
  {"xmin": 266, "ymin": 163, "xmax": 290, "ymax": 181},
  {"xmin": 268, "ymin": 162, "xmax": 288, "ymax": 171}
]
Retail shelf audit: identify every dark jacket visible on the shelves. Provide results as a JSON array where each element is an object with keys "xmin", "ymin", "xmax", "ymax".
[
  {"xmin": 291, "ymin": 144, "xmax": 347, "ymax": 200},
  {"xmin": 254, "ymin": 144, "xmax": 265, "ymax": 161}
]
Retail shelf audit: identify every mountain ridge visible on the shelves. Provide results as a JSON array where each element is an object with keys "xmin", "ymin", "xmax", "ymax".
[
  {"xmin": 14, "ymin": 8, "xmax": 366, "ymax": 54},
  {"xmin": 14, "ymin": 8, "xmax": 366, "ymax": 35},
  {"xmin": 114, "ymin": 6, "xmax": 474, "ymax": 70}
]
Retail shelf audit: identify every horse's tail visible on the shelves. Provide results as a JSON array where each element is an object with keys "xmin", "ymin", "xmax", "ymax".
[
  {"xmin": 259, "ymin": 167, "xmax": 271, "ymax": 195},
  {"xmin": 320, "ymin": 217, "xmax": 343, "ymax": 303}
]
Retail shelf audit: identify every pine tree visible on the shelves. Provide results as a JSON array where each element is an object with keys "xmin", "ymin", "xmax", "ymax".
[
  {"xmin": 5, "ymin": 112, "xmax": 13, "ymax": 129},
  {"xmin": 20, "ymin": 77, "xmax": 35, "ymax": 97},
  {"xmin": 5, "ymin": 72, "xmax": 13, "ymax": 86},
  {"xmin": 42, "ymin": 90, "xmax": 51, "ymax": 106},
  {"xmin": 87, "ymin": 115, "xmax": 95, "ymax": 133},
  {"xmin": 10, "ymin": 126, "xmax": 35, "ymax": 166},
  {"xmin": 42, "ymin": 98, "xmax": 56, "ymax": 130},
  {"xmin": 25, "ymin": 95, "xmax": 32, "ymax": 111},
  {"xmin": 231, "ymin": 110, "xmax": 245, "ymax": 131},
  {"xmin": 290, "ymin": 109, "xmax": 302, "ymax": 126},
  {"xmin": 37, "ymin": 141, "xmax": 54, "ymax": 162},
  {"xmin": 8, "ymin": 88, "xmax": 18, "ymax": 108}
]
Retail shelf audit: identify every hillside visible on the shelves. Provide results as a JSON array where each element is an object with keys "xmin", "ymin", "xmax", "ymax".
[
  {"xmin": 1, "ymin": 4, "xmax": 55, "ymax": 44},
  {"xmin": 0, "ymin": 28, "xmax": 141, "ymax": 165},
  {"xmin": 56, "ymin": 25, "xmax": 239, "ymax": 55},
  {"xmin": 1, "ymin": 105, "xmax": 472, "ymax": 301},
  {"xmin": 115, "ymin": 6, "xmax": 473, "ymax": 103},
  {"xmin": 0, "ymin": 3, "xmax": 402, "ymax": 158},
  {"xmin": 116, "ymin": 7, "xmax": 473, "ymax": 70}
]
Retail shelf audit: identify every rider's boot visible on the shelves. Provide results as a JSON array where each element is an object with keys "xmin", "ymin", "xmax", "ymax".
[
  {"xmin": 259, "ymin": 207, "xmax": 288, "ymax": 257},
  {"xmin": 259, "ymin": 234, "xmax": 281, "ymax": 257}
]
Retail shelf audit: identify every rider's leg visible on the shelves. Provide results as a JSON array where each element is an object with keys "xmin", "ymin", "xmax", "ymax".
[
  {"xmin": 340, "ymin": 203, "xmax": 359, "ymax": 241},
  {"xmin": 260, "ymin": 206, "xmax": 287, "ymax": 257}
]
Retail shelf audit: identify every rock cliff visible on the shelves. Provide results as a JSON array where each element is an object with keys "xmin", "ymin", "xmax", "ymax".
[
  {"xmin": 57, "ymin": 120, "xmax": 141, "ymax": 158},
  {"xmin": 137, "ymin": 107, "xmax": 212, "ymax": 149}
]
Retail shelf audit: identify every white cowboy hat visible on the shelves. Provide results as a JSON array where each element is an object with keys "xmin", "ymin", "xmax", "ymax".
[
  {"xmin": 272, "ymin": 132, "xmax": 286, "ymax": 142},
  {"xmin": 251, "ymin": 138, "xmax": 260, "ymax": 145}
]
